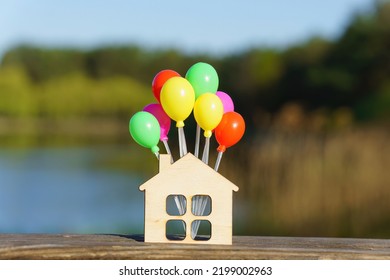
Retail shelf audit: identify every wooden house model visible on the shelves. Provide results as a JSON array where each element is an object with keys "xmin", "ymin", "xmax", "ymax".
[{"xmin": 139, "ymin": 153, "xmax": 239, "ymax": 245}]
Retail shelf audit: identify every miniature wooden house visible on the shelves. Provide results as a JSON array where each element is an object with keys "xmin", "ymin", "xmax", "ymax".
[{"xmin": 139, "ymin": 153, "xmax": 239, "ymax": 245}]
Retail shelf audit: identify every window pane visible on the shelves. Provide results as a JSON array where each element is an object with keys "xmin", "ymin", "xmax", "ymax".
[
  {"xmin": 166, "ymin": 219, "xmax": 186, "ymax": 241},
  {"xmin": 191, "ymin": 220, "xmax": 211, "ymax": 241},
  {"xmin": 191, "ymin": 195, "xmax": 211, "ymax": 216},
  {"xmin": 166, "ymin": 195, "xmax": 186, "ymax": 216}
]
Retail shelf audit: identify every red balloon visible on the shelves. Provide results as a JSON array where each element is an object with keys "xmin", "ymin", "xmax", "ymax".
[
  {"xmin": 215, "ymin": 112, "xmax": 245, "ymax": 152},
  {"xmin": 152, "ymin": 69, "xmax": 180, "ymax": 103}
]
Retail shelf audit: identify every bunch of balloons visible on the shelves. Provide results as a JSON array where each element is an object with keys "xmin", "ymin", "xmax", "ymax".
[
  {"xmin": 129, "ymin": 62, "xmax": 245, "ymax": 238},
  {"xmin": 129, "ymin": 62, "xmax": 245, "ymax": 171}
]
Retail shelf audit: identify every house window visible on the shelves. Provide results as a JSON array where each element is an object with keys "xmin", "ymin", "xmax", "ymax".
[
  {"xmin": 191, "ymin": 220, "xmax": 211, "ymax": 241},
  {"xmin": 191, "ymin": 195, "xmax": 211, "ymax": 216},
  {"xmin": 166, "ymin": 195, "xmax": 186, "ymax": 216},
  {"xmin": 190, "ymin": 196, "xmax": 212, "ymax": 240},
  {"xmin": 166, "ymin": 220, "xmax": 186, "ymax": 241},
  {"xmin": 166, "ymin": 195, "xmax": 186, "ymax": 241},
  {"xmin": 166, "ymin": 195, "xmax": 212, "ymax": 241}
]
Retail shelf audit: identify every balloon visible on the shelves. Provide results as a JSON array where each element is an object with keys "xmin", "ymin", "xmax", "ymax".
[
  {"xmin": 152, "ymin": 69, "xmax": 180, "ymax": 103},
  {"xmin": 216, "ymin": 91, "xmax": 234, "ymax": 113},
  {"xmin": 194, "ymin": 93, "xmax": 223, "ymax": 138},
  {"xmin": 129, "ymin": 111, "xmax": 160, "ymax": 154},
  {"xmin": 185, "ymin": 62, "xmax": 219, "ymax": 99},
  {"xmin": 143, "ymin": 103, "xmax": 171, "ymax": 142},
  {"xmin": 215, "ymin": 112, "xmax": 245, "ymax": 152},
  {"xmin": 160, "ymin": 76, "xmax": 195, "ymax": 128}
]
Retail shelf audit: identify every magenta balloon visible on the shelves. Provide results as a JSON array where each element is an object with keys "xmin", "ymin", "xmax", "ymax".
[
  {"xmin": 143, "ymin": 103, "xmax": 171, "ymax": 141},
  {"xmin": 216, "ymin": 91, "xmax": 234, "ymax": 113}
]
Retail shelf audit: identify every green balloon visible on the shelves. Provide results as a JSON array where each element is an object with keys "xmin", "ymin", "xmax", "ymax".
[
  {"xmin": 185, "ymin": 62, "xmax": 219, "ymax": 99},
  {"xmin": 129, "ymin": 111, "xmax": 160, "ymax": 154}
]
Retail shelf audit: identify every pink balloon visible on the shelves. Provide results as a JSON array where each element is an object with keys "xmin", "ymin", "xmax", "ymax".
[
  {"xmin": 143, "ymin": 103, "xmax": 171, "ymax": 141},
  {"xmin": 216, "ymin": 91, "xmax": 234, "ymax": 113}
]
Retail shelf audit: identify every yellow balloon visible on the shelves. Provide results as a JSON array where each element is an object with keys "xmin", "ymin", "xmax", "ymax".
[
  {"xmin": 194, "ymin": 93, "xmax": 223, "ymax": 138},
  {"xmin": 160, "ymin": 77, "xmax": 195, "ymax": 128}
]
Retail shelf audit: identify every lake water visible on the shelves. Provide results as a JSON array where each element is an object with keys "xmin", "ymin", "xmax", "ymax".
[{"xmin": 0, "ymin": 146, "xmax": 147, "ymax": 234}]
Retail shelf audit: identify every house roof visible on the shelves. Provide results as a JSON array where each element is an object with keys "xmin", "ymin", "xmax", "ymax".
[{"xmin": 139, "ymin": 153, "xmax": 239, "ymax": 192}]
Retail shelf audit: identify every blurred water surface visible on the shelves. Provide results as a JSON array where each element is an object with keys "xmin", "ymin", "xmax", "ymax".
[{"xmin": 0, "ymin": 147, "xmax": 146, "ymax": 234}]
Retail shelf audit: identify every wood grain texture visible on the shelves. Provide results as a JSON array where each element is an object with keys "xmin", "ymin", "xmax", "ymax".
[
  {"xmin": 140, "ymin": 153, "xmax": 238, "ymax": 245},
  {"xmin": 0, "ymin": 234, "xmax": 389, "ymax": 260}
]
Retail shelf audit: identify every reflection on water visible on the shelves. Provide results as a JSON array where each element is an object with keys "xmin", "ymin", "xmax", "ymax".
[{"xmin": 0, "ymin": 147, "xmax": 146, "ymax": 234}]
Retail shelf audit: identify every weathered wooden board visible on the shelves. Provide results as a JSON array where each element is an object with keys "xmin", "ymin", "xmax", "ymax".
[{"xmin": 0, "ymin": 234, "xmax": 389, "ymax": 259}]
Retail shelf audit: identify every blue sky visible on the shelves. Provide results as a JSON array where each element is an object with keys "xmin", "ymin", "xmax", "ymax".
[{"xmin": 0, "ymin": 0, "xmax": 375, "ymax": 58}]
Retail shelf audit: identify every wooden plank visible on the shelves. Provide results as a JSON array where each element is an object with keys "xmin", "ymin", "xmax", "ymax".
[{"xmin": 0, "ymin": 234, "xmax": 389, "ymax": 260}]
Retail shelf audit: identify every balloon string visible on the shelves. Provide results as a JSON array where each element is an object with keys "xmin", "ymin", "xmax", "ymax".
[
  {"xmin": 214, "ymin": 151, "xmax": 224, "ymax": 172},
  {"xmin": 178, "ymin": 127, "xmax": 188, "ymax": 157},
  {"xmin": 181, "ymin": 127, "xmax": 188, "ymax": 155},
  {"xmin": 162, "ymin": 140, "xmax": 174, "ymax": 163},
  {"xmin": 194, "ymin": 124, "xmax": 201, "ymax": 158},
  {"xmin": 201, "ymin": 137, "xmax": 210, "ymax": 165},
  {"xmin": 178, "ymin": 128, "xmax": 184, "ymax": 158},
  {"xmin": 154, "ymin": 152, "xmax": 159, "ymax": 160}
]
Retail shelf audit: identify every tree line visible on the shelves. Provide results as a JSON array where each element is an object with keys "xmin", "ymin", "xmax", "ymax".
[{"xmin": 1, "ymin": 2, "xmax": 389, "ymax": 128}]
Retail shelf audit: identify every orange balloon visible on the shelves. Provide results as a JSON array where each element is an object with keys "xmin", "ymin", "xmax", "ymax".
[{"xmin": 215, "ymin": 112, "xmax": 245, "ymax": 152}]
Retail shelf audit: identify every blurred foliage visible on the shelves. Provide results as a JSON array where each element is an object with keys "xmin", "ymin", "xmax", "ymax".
[
  {"xmin": 0, "ymin": 66, "xmax": 153, "ymax": 119},
  {"xmin": 1, "ymin": 1, "xmax": 390, "ymax": 128},
  {"xmin": 228, "ymin": 125, "xmax": 390, "ymax": 238}
]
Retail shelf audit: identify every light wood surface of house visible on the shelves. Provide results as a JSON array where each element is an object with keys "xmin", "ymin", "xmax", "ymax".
[{"xmin": 139, "ymin": 153, "xmax": 239, "ymax": 245}]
